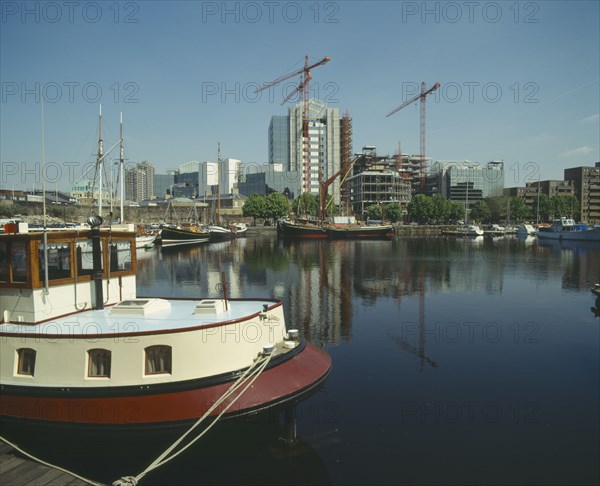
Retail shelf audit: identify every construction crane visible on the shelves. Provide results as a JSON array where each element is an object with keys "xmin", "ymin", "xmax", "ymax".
[
  {"xmin": 386, "ymin": 82, "xmax": 440, "ymax": 193},
  {"xmin": 256, "ymin": 55, "xmax": 331, "ymax": 194}
]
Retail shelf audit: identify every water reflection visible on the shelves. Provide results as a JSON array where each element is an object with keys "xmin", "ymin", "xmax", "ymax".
[
  {"xmin": 137, "ymin": 236, "xmax": 600, "ymax": 348},
  {"xmin": 2, "ymin": 407, "xmax": 329, "ymax": 486},
  {"xmin": 57, "ymin": 235, "xmax": 600, "ymax": 485}
]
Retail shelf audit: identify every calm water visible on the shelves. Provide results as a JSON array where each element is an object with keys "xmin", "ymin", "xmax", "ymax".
[
  {"xmin": 18, "ymin": 235, "xmax": 600, "ymax": 485},
  {"xmin": 134, "ymin": 235, "xmax": 599, "ymax": 486}
]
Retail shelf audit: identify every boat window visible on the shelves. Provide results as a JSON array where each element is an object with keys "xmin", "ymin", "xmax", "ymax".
[
  {"xmin": 88, "ymin": 349, "xmax": 112, "ymax": 378},
  {"xmin": 38, "ymin": 242, "xmax": 71, "ymax": 280},
  {"xmin": 10, "ymin": 242, "xmax": 28, "ymax": 283},
  {"xmin": 109, "ymin": 240, "xmax": 132, "ymax": 272},
  {"xmin": 145, "ymin": 345, "xmax": 172, "ymax": 375},
  {"xmin": 0, "ymin": 242, "xmax": 7, "ymax": 282},
  {"xmin": 76, "ymin": 240, "xmax": 101, "ymax": 276},
  {"xmin": 17, "ymin": 348, "xmax": 36, "ymax": 376}
]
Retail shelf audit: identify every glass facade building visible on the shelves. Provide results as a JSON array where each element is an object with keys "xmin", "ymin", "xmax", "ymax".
[
  {"xmin": 434, "ymin": 161, "xmax": 504, "ymax": 208},
  {"xmin": 269, "ymin": 116, "xmax": 290, "ymax": 168}
]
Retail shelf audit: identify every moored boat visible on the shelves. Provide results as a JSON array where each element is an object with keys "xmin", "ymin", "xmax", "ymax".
[
  {"xmin": 159, "ymin": 224, "xmax": 210, "ymax": 247},
  {"xmin": 0, "ymin": 219, "xmax": 331, "ymax": 431},
  {"xmin": 277, "ymin": 218, "xmax": 328, "ymax": 239},
  {"xmin": 326, "ymin": 223, "xmax": 394, "ymax": 239},
  {"xmin": 516, "ymin": 224, "xmax": 537, "ymax": 237},
  {"xmin": 206, "ymin": 224, "xmax": 235, "ymax": 242},
  {"xmin": 537, "ymin": 217, "xmax": 600, "ymax": 242},
  {"xmin": 466, "ymin": 225, "xmax": 484, "ymax": 236}
]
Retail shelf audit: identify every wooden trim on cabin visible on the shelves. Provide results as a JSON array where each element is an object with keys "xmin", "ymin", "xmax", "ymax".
[{"xmin": 0, "ymin": 231, "xmax": 137, "ymax": 289}]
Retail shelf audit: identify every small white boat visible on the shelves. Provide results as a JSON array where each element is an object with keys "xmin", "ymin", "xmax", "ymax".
[
  {"xmin": 466, "ymin": 225, "xmax": 484, "ymax": 236},
  {"xmin": 516, "ymin": 224, "xmax": 537, "ymax": 237}
]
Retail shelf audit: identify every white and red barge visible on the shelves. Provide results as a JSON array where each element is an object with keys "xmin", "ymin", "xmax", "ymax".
[{"xmin": 0, "ymin": 221, "xmax": 331, "ymax": 430}]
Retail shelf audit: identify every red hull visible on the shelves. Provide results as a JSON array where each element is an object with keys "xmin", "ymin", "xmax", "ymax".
[{"xmin": 0, "ymin": 343, "xmax": 331, "ymax": 427}]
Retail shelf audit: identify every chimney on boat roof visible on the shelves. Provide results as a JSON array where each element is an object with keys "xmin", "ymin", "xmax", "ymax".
[{"xmin": 87, "ymin": 215, "xmax": 104, "ymax": 310}]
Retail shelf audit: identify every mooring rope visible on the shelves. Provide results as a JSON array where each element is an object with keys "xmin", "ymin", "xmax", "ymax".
[
  {"xmin": 0, "ymin": 435, "xmax": 104, "ymax": 486},
  {"xmin": 0, "ymin": 348, "xmax": 274, "ymax": 486},
  {"xmin": 114, "ymin": 349, "xmax": 274, "ymax": 485}
]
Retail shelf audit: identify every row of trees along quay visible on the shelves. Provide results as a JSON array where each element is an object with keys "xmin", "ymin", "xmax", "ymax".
[
  {"xmin": 407, "ymin": 194, "xmax": 581, "ymax": 224},
  {"xmin": 241, "ymin": 193, "xmax": 581, "ymax": 226}
]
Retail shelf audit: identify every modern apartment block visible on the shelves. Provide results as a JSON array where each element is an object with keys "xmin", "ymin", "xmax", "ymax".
[
  {"xmin": 564, "ymin": 163, "xmax": 600, "ymax": 223},
  {"xmin": 508, "ymin": 180, "xmax": 576, "ymax": 211},
  {"xmin": 125, "ymin": 160, "xmax": 155, "ymax": 202},
  {"xmin": 269, "ymin": 99, "xmax": 349, "ymax": 204}
]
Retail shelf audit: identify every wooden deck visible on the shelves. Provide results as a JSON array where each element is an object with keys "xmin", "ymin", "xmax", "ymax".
[{"xmin": 0, "ymin": 441, "xmax": 89, "ymax": 486}]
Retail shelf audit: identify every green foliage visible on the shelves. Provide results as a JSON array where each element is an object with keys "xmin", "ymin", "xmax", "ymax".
[
  {"xmin": 242, "ymin": 193, "xmax": 267, "ymax": 219},
  {"xmin": 407, "ymin": 194, "xmax": 433, "ymax": 223},
  {"xmin": 470, "ymin": 201, "xmax": 491, "ymax": 223},
  {"xmin": 292, "ymin": 193, "xmax": 318, "ymax": 216},
  {"xmin": 265, "ymin": 193, "xmax": 289, "ymax": 220},
  {"xmin": 383, "ymin": 203, "xmax": 403, "ymax": 223},
  {"xmin": 366, "ymin": 204, "xmax": 382, "ymax": 220},
  {"xmin": 448, "ymin": 201, "xmax": 465, "ymax": 221},
  {"xmin": 486, "ymin": 196, "xmax": 509, "ymax": 222},
  {"xmin": 430, "ymin": 194, "xmax": 450, "ymax": 221},
  {"xmin": 509, "ymin": 196, "xmax": 531, "ymax": 222}
]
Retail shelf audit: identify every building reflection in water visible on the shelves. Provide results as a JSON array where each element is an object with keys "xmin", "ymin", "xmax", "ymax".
[{"xmin": 137, "ymin": 236, "xmax": 600, "ymax": 350}]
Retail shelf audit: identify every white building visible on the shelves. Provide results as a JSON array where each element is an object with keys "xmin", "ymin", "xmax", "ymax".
[
  {"xmin": 288, "ymin": 100, "xmax": 341, "ymax": 202},
  {"xmin": 179, "ymin": 160, "xmax": 201, "ymax": 174}
]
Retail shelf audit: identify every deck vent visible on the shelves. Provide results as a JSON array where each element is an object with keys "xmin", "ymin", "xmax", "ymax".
[
  {"xmin": 194, "ymin": 299, "xmax": 226, "ymax": 315},
  {"xmin": 111, "ymin": 298, "xmax": 171, "ymax": 316}
]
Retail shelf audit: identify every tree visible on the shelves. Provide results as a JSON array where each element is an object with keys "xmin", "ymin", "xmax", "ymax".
[
  {"xmin": 407, "ymin": 194, "xmax": 433, "ymax": 224},
  {"xmin": 510, "ymin": 196, "xmax": 531, "ymax": 222},
  {"xmin": 265, "ymin": 193, "xmax": 289, "ymax": 222},
  {"xmin": 448, "ymin": 201, "xmax": 465, "ymax": 222},
  {"xmin": 486, "ymin": 195, "xmax": 509, "ymax": 223},
  {"xmin": 470, "ymin": 201, "xmax": 491, "ymax": 223},
  {"xmin": 292, "ymin": 193, "xmax": 318, "ymax": 216},
  {"xmin": 553, "ymin": 195, "xmax": 579, "ymax": 220},
  {"xmin": 242, "ymin": 194, "xmax": 267, "ymax": 223},
  {"xmin": 366, "ymin": 204, "xmax": 382, "ymax": 221},
  {"xmin": 430, "ymin": 194, "xmax": 450, "ymax": 222},
  {"xmin": 383, "ymin": 203, "xmax": 403, "ymax": 223}
]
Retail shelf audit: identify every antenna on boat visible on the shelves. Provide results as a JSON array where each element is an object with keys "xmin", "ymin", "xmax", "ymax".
[
  {"xmin": 217, "ymin": 142, "xmax": 221, "ymax": 226},
  {"xmin": 41, "ymin": 93, "xmax": 49, "ymax": 294},
  {"xmin": 120, "ymin": 112, "xmax": 124, "ymax": 222},
  {"xmin": 97, "ymin": 104, "xmax": 104, "ymax": 218}
]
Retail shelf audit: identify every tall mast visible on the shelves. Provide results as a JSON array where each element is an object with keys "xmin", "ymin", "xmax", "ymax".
[
  {"xmin": 97, "ymin": 104, "xmax": 104, "ymax": 217},
  {"xmin": 120, "ymin": 112, "xmax": 124, "ymax": 222},
  {"xmin": 217, "ymin": 142, "xmax": 221, "ymax": 225},
  {"xmin": 536, "ymin": 175, "xmax": 541, "ymax": 224},
  {"xmin": 464, "ymin": 166, "xmax": 469, "ymax": 224}
]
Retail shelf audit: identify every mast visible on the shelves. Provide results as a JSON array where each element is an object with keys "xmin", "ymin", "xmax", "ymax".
[
  {"xmin": 535, "ymin": 175, "xmax": 541, "ymax": 224},
  {"xmin": 464, "ymin": 166, "xmax": 469, "ymax": 224},
  {"xmin": 97, "ymin": 104, "xmax": 104, "ymax": 218},
  {"xmin": 120, "ymin": 112, "xmax": 124, "ymax": 222},
  {"xmin": 41, "ymin": 94, "xmax": 49, "ymax": 293},
  {"xmin": 218, "ymin": 142, "xmax": 222, "ymax": 225}
]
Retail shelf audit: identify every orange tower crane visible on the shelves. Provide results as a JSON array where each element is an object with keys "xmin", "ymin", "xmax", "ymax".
[
  {"xmin": 387, "ymin": 82, "xmax": 440, "ymax": 192},
  {"xmin": 256, "ymin": 56, "xmax": 331, "ymax": 194}
]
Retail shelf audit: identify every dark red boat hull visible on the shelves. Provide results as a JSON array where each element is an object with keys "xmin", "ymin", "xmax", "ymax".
[{"xmin": 0, "ymin": 342, "xmax": 331, "ymax": 428}]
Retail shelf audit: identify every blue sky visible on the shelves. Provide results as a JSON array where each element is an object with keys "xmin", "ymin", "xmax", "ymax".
[{"xmin": 1, "ymin": 0, "xmax": 599, "ymax": 191}]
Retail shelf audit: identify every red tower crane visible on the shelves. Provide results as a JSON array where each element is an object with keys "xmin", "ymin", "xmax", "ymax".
[
  {"xmin": 387, "ymin": 82, "xmax": 440, "ymax": 192},
  {"xmin": 256, "ymin": 55, "xmax": 331, "ymax": 194}
]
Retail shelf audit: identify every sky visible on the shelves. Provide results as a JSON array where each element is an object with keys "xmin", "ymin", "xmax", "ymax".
[{"xmin": 1, "ymin": 0, "xmax": 599, "ymax": 191}]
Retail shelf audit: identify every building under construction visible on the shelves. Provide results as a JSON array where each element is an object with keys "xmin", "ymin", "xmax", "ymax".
[{"xmin": 346, "ymin": 147, "xmax": 412, "ymax": 217}]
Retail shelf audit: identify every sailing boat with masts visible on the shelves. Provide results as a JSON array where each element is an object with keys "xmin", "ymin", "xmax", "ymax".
[
  {"xmin": 205, "ymin": 143, "xmax": 243, "ymax": 241},
  {"xmin": 114, "ymin": 113, "xmax": 158, "ymax": 248}
]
